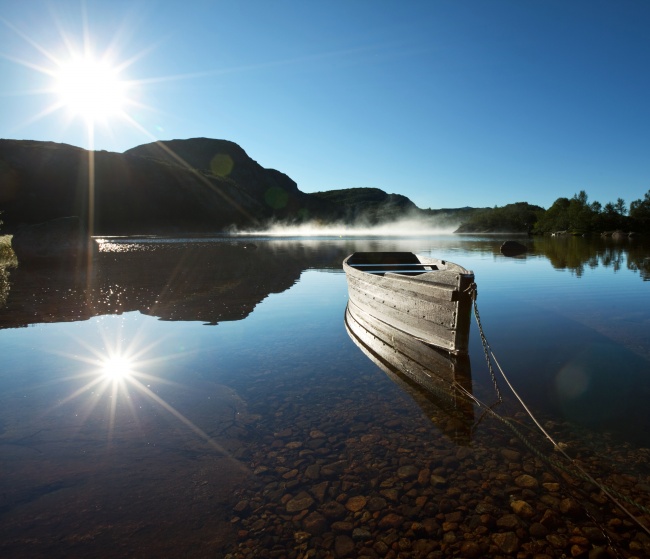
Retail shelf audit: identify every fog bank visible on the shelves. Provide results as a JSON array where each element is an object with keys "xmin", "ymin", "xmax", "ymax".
[{"xmin": 236, "ymin": 217, "xmax": 459, "ymax": 237}]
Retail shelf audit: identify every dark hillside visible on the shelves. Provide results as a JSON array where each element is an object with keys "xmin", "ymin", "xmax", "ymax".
[
  {"xmin": 0, "ymin": 140, "xmax": 269, "ymax": 234},
  {"xmin": 126, "ymin": 138, "xmax": 333, "ymax": 221}
]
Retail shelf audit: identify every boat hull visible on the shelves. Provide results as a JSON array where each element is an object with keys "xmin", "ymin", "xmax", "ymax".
[{"xmin": 343, "ymin": 252, "xmax": 474, "ymax": 354}]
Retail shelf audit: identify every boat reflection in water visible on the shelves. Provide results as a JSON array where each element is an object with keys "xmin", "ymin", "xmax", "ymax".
[{"xmin": 345, "ymin": 303, "xmax": 475, "ymax": 446}]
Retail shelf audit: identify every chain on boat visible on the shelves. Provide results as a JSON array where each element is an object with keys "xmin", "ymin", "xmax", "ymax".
[{"xmin": 459, "ymin": 281, "xmax": 650, "ymax": 538}]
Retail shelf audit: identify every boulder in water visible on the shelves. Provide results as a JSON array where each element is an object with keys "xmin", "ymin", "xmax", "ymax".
[{"xmin": 500, "ymin": 240, "xmax": 527, "ymax": 257}]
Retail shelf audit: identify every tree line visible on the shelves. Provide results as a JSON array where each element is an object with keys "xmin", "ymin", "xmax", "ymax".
[{"xmin": 456, "ymin": 190, "xmax": 650, "ymax": 235}]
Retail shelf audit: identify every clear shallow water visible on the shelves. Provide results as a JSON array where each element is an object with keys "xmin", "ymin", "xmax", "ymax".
[{"xmin": 0, "ymin": 235, "xmax": 649, "ymax": 558}]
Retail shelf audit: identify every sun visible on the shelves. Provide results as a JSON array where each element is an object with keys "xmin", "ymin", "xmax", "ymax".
[
  {"xmin": 54, "ymin": 55, "xmax": 129, "ymax": 124},
  {"xmin": 2, "ymin": 9, "xmax": 179, "ymax": 150}
]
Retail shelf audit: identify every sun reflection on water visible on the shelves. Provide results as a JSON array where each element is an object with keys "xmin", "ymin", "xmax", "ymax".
[
  {"xmin": 45, "ymin": 318, "xmax": 242, "ymax": 468},
  {"xmin": 100, "ymin": 355, "xmax": 134, "ymax": 382}
]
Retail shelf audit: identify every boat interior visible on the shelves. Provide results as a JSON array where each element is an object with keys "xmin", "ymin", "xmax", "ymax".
[{"xmin": 346, "ymin": 252, "xmax": 440, "ymax": 276}]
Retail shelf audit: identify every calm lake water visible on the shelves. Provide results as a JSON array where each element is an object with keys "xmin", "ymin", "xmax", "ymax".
[{"xmin": 0, "ymin": 235, "xmax": 649, "ymax": 558}]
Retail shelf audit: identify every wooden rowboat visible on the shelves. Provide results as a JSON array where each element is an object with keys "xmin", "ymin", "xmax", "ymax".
[
  {"xmin": 344, "ymin": 302, "xmax": 475, "ymax": 445},
  {"xmin": 343, "ymin": 252, "xmax": 474, "ymax": 354}
]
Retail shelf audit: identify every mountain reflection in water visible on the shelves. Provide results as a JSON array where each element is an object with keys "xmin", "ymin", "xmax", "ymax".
[{"xmin": 0, "ymin": 239, "xmax": 308, "ymax": 328}]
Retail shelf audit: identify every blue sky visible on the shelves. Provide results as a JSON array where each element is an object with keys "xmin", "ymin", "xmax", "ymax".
[{"xmin": 1, "ymin": 0, "xmax": 649, "ymax": 210}]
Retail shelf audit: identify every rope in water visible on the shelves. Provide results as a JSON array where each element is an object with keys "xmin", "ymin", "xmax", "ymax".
[{"xmin": 463, "ymin": 282, "xmax": 650, "ymax": 536}]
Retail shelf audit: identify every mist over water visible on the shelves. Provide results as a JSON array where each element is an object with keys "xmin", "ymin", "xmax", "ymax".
[{"xmin": 236, "ymin": 216, "xmax": 459, "ymax": 237}]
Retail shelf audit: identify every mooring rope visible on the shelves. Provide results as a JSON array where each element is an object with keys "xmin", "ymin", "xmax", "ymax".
[
  {"xmin": 466, "ymin": 282, "xmax": 503, "ymax": 407},
  {"xmin": 464, "ymin": 282, "xmax": 650, "ymax": 536}
]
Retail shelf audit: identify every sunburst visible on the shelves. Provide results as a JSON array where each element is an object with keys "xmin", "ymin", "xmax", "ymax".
[
  {"xmin": 39, "ymin": 317, "xmax": 235, "ymax": 460},
  {"xmin": 0, "ymin": 11, "xmax": 155, "ymax": 149},
  {"xmin": 53, "ymin": 54, "xmax": 130, "ymax": 125}
]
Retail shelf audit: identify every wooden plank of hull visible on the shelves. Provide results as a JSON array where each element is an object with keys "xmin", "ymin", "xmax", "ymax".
[
  {"xmin": 346, "ymin": 275, "xmax": 458, "ymax": 327},
  {"xmin": 347, "ymin": 272, "xmax": 459, "ymax": 308},
  {"xmin": 344, "ymin": 305, "xmax": 474, "ymax": 445},
  {"xmin": 347, "ymin": 295, "xmax": 457, "ymax": 352}
]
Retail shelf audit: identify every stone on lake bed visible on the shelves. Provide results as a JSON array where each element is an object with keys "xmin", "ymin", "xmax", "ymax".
[
  {"xmin": 380, "ymin": 488, "xmax": 399, "ymax": 502},
  {"xmin": 303, "ymin": 511, "xmax": 327, "ymax": 535},
  {"xmin": 492, "ymin": 531, "xmax": 519, "ymax": 554},
  {"xmin": 397, "ymin": 465, "xmax": 419, "ymax": 479},
  {"xmin": 459, "ymin": 541, "xmax": 482, "ymax": 558},
  {"xmin": 310, "ymin": 480, "xmax": 328, "ymax": 502},
  {"xmin": 559, "ymin": 497, "xmax": 582, "ymax": 516},
  {"xmin": 366, "ymin": 496, "xmax": 387, "ymax": 511},
  {"xmin": 378, "ymin": 512, "xmax": 404, "ymax": 529},
  {"xmin": 442, "ymin": 521, "xmax": 458, "ymax": 532},
  {"xmin": 430, "ymin": 474, "xmax": 447, "ymax": 486},
  {"xmin": 233, "ymin": 500, "xmax": 249, "ymax": 514},
  {"xmin": 331, "ymin": 521, "xmax": 354, "ymax": 532},
  {"xmin": 293, "ymin": 531, "xmax": 311, "ymax": 543},
  {"xmin": 352, "ymin": 527, "xmax": 371, "ymax": 541},
  {"xmin": 286, "ymin": 491, "xmax": 314, "ymax": 513},
  {"xmin": 282, "ymin": 468, "xmax": 299, "ymax": 479},
  {"xmin": 345, "ymin": 495, "xmax": 367, "ymax": 512},
  {"xmin": 321, "ymin": 501, "xmax": 347, "ymax": 519},
  {"xmin": 496, "ymin": 514, "xmax": 522, "ymax": 529},
  {"xmin": 321, "ymin": 460, "xmax": 347, "ymax": 476},
  {"xmin": 515, "ymin": 474, "xmax": 539, "ymax": 488},
  {"xmin": 510, "ymin": 499, "xmax": 535, "ymax": 518},
  {"xmin": 304, "ymin": 464, "xmax": 321, "ymax": 480},
  {"xmin": 501, "ymin": 448, "xmax": 522, "ymax": 461},
  {"xmin": 546, "ymin": 533, "xmax": 568, "ymax": 548}
]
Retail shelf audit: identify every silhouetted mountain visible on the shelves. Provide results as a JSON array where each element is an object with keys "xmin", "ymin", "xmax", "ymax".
[
  {"xmin": 0, "ymin": 138, "xmax": 474, "ymax": 234},
  {"xmin": 0, "ymin": 140, "xmax": 264, "ymax": 233},
  {"xmin": 0, "ymin": 139, "xmax": 338, "ymax": 234}
]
